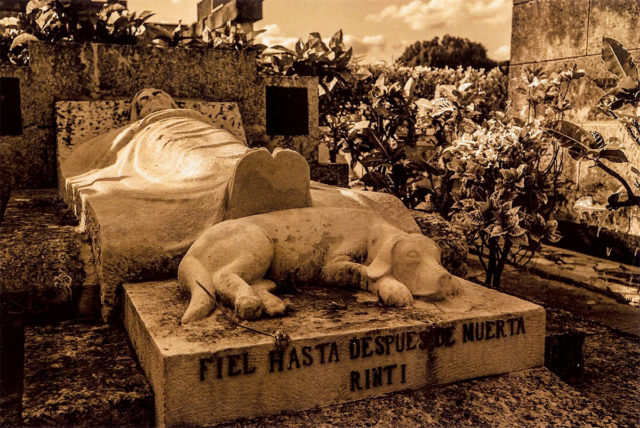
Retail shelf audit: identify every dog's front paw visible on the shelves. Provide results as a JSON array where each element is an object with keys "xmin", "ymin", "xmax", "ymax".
[
  {"xmin": 376, "ymin": 277, "xmax": 413, "ymax": 307},
  {"xmin": 444, "ymin": 275, "xmax": 463, "ymax": 298},
  {"xmin": 235, "ymin": 294, "xmax": 264, "ymax": 320}
]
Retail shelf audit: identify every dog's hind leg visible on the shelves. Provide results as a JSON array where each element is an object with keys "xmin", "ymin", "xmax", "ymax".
[
  {"xmin": 252, "ymin": 279, "xmax": 286, "ymax": 316},
  {"xmin": 179, "ymin": 255, "xmax": 217, "ymax": 324},
  {"xmin": 215, "ymin": 272, "xmax": 265, "ymax": 320}
]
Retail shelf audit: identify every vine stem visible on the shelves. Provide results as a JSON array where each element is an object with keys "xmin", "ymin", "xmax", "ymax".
[{"xmin": 595, "ymin": 161, "xmax": 640, "ymax": 209}]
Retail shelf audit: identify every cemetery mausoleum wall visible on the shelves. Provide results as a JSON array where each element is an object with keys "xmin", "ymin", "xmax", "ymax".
[
  {"xmin": 0, "ymin": 42, "xmax": 319, "ymax": 189},
  {"xmin": 509, "ymin": 0, "xmax": 640, "ymax": 254}
]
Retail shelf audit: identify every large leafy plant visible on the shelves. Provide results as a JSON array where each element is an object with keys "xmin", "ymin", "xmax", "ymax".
[
  {"xmin": 448, "ymin": 122, "xmax": 562, "ymax": 288},
  {"xmin": 259, "ymin": 30, "xmax": 371, "ymax": 99},
  {"xmin": 444, "ymin": 63, "xmax": 583, "ymax": 289},
  {"xmin": 544, "ymin": 38, "xmax": 640, "ymax": 211},
  {"xmin": 343, "ymin": 74, "xmax": 488, "ymax": 212}
]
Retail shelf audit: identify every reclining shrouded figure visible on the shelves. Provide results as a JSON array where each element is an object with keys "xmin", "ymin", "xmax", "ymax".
[{"xmin": 61, "ymin": 88, "xmax": 459, "ymax": 322}]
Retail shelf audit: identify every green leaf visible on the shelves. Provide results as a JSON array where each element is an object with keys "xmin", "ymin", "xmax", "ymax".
[
  {"xmin": 602, "ymin": 37, "xmax": 639, "ymax": 80},
  {"xmin": 598, "ymin": 148, "xmax": 629, "ymax": 163},
  {"xmin": 137, "ymin": 10, "xmax": 154, "ymax": 22},
  {"xmin": 10, "ymin": 32, "xmax": 38, "ymax": 50},
  {"xmin": 352, "ymin": 66, "xmax": 372, "ymax": 81},
  {"xmin": 26, "ymin": 0, "xmax": 50, "ymax": 15},
  {"xmin": 568, "ymin": 144, "xmax": 589, "ymax": 160},
  {"xmin": 403, "ymin": 77, "xmax": 415, "ymax": 99},
  {"xmin": 543, "ymin": 120, "xmax": 596, "ymax": 149},
  {"xmin": 593, "ymin": 77, "xmax": 618, "ymax": 91},
  {"xmin": 329, "ymin": 29, "xmax": 343, "ymax": 51},
  {"xmin": 271, "ymin": 44, "xmax": 295, "ymax": 55}
]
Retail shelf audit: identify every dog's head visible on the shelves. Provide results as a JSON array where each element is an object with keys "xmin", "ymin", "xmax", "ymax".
[{"xmin": 366, "ymin": 231, "xmax": 457, "ymax": 300}]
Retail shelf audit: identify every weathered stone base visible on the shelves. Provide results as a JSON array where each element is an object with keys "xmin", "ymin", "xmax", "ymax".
[{"xmin": 124, "ymin": 279, "xmax": 545, "ymax": 427}]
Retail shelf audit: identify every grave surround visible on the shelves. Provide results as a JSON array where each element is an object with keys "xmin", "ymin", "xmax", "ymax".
[{"xmin": 124, "ymin": 279, "xmax": 545, "ymax": 427}]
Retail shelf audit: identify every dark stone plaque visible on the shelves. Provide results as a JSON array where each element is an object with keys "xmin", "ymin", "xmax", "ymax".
[
  {"xmin": 0, "ymin": 78, "xmax": 22, "ymax": 136},
  {"xmin": 266, "ymin": 86, "xmax": 309, "ymax": 136}
]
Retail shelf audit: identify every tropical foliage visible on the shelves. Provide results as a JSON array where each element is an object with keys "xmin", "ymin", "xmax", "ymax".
[{"xmin": 543, "ymin": 38, "xmax": 640, "ymax": 211}]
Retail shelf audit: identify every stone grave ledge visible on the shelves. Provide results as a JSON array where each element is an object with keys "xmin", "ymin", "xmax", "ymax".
[
  {"xmin": 124, "ymin": 279, "xmax": 545, "ymax": 427},
  {"xmin": 0, "ymin": 189, "xmax": 99, "ymax": 320}
]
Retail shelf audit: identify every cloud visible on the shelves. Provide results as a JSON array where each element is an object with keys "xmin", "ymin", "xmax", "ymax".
[
  {"xmin": 366, "ymin": 0, "xmax": 510, "ymax": 31},
  {"xmin": 346, "ymin": 34, "xmax": 388, "ymax": 54},
  {"xmin": 493, "ymin": 45, "xmax": 511, "ymax": 61},
  {"xmin": 256, "ymin": 24, "xmax": 298, "ymax": 50}
]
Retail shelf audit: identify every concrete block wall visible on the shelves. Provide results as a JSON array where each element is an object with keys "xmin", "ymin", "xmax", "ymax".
[
  {"xmin": 509, "ymin": 0, "xmax": 640, "ymax": 252},
  {"xmin": 0, "ymin": 42, "xmax": 319, "ymax": 189}
]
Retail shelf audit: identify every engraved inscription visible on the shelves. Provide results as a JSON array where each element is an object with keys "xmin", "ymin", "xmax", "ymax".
[{"xmin": 198, "ymin": 316, "xmax": 528, "ymax": 386}]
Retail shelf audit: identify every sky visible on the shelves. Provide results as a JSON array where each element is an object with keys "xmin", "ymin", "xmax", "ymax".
[{"xmin": 127, "ymin": 0, "xmax": 513, "ymax": 63}]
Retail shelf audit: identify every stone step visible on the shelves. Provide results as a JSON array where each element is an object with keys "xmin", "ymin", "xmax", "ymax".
[
  {"xmin": 528, "ymin": 244, "xmax": 640, "ymax": 306},
  {"xmin": 22, "ymin": 321, "xmax": 154, "ymax": 427}
]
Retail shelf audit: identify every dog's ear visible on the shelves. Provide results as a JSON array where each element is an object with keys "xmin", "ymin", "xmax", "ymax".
[{"xmin": 366, "ymin": 234, "xmax": 400, "ymax": 280}]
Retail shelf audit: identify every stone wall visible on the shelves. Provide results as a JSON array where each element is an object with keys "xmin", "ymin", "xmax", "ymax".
[
  {"xmin": 509, "ymin": 0, "xmax": 640, "ymax": 257},
  {"xmin": 0, "ymin": 42, "xmax": 319, "ymax": 188}
]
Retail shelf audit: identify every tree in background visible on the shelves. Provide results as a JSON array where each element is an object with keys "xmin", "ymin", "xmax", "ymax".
[{"xmin": 397, "ymin": 35, "xmax": 497, "ymax": 70}]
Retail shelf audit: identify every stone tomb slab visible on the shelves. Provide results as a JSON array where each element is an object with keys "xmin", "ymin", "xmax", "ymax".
[{"xmin": 124, "ymin": 279, "xmax": 545, "ymax": 427}]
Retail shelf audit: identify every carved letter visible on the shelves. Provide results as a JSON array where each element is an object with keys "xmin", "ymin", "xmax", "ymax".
[
  {"xmin": 475, "ymin": 322, "xmax": 484, "ymax": 341},
  {"xmin": 496, "ymin": 319, "xmax": 506, "ymax": 338},
  {"xmin": 199, "ymin": 357, "xmax": 213, "ymax": 381},
  {"xmin": 395, "ymin": 333, "xmax": 405, "ymax": 352},
  {"xmin": 486, "ymin": 321, "xmax": 495, "ymax": 340},
  {"xmin": 445, "ymin": 326, "xmax": 456, "ymax": 346},
  {"xmin": 328, "ymin": 342, "xmax": 340, "ymax": 363},
  {"xmin": 516, "ymin": 317, "xmax": 526, "ymax": 335},
  {"xmin": 228, "ymin": 354, "xmax": 242, "ymax": 377},
  {"xmin": 242, "ymin": 352, "xmax": 256, "ymax": 374},
  {"xmin": 508, "ymin": 317, "xmax": 517, "ymax": 335},
  {"xmin": 316, "ymin": 343, "xmax": 329, "ymax": 364},
  {"xmin": 350, "ymin": 371, "xmax": 363, "ymax": 391},
  {"xmin": 383, "ymin": 364, "xmax": 397, "ymax": 385},
  {"xmin": 269, "ymin": 350, "xmax": 284, "ymax": 373},
  {"xmin": 288, "ymin": 347, "xmax": 301, "ymax": 370},
  {"xmin": 349, "ymin": 338, "xmax": 360, "ymax": 360},
  {"xmin": 302, "ymin": 346, "xmax": 313, "ymax": 366},
  {"xmin": 463, "ymin": 323, "xmax": 474, "ymax": 343},
  {"xmin": 372, "ymin": 367, "xmax": 383, "ymax": 387},
  {"xmin": 406, "ymin": 332, "xmax": 417, "ymax": 350},
  {"xmin": 362, "ymin": 336, "xmax": 374, "ymax": 358},
  {"xmin": 384, "ymin": 335, "xmax": 394, "ymax": 355}
]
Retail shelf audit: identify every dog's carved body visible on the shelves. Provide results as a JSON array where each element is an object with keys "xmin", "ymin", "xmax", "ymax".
[{"xmin": 179, "ymin": 207, "xmax": 459, "ymax": 323}]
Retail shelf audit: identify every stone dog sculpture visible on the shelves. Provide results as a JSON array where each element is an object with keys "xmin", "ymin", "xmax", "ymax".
[{"xmin": 179, "ymin": 207, "xmax": 461, "ymax": 323}]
